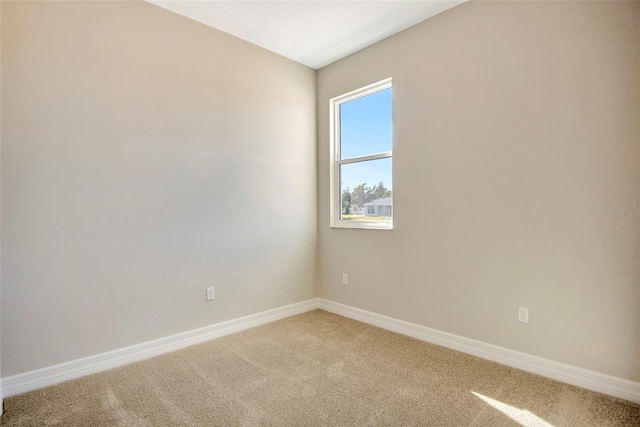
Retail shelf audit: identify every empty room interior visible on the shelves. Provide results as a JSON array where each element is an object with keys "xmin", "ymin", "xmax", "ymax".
[{"xmin": 1, "ymin": 0, "xmax": 639, "ymax": 425}]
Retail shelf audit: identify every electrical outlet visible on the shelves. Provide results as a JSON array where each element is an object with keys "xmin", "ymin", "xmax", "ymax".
[
  {"xmin": 518, "ymin": 307, "xmax": 529, "ymax": 323},
  {"xmin": 342, "ymin": 273, "xmax": 348, "ymax": 285},
  {"xmin": 206, "ymin": 287, "xmax": 215, "ymax": 301}
]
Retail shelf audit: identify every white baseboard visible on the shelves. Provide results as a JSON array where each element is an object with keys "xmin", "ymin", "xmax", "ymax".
[
  {"xmin": 4, "ymin": 297, "xmax": 638, "ymax": 404},
  {"xmin": 1, "ymin": 298, "xmax": 320, "ymax": 398},
  {"xmin": 318, "ymin": 298, "xmax": 640, "ymax": 404}
]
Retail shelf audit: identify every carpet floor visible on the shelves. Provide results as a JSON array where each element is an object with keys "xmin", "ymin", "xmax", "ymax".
[{"xmin": 1, "ymin": 309, "xmax": 638, "ymax": 426}]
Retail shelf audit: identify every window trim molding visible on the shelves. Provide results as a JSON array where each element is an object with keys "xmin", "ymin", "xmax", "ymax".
[{"xmin": 329, "ymin": 78, "xmax": 393, "ymax": 230}]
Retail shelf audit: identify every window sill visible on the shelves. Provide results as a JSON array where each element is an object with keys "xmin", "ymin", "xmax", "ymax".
[{"xmin": 330, "ymin": 222, "xmax": 393, "ymax": 230}]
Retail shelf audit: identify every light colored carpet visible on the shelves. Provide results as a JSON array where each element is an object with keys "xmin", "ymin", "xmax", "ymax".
[{"xmin": 1, "ymin": 310, "xmax": 638, "ymax": 426}]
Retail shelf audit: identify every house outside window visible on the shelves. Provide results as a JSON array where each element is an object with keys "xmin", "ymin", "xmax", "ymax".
[
  {"xmin": 364, "ymin": 198, "xmax": 392, "ymax": 217},
  {"xmin": 330, "ymin": 78, "xmax": 393, "ymax": 229}
]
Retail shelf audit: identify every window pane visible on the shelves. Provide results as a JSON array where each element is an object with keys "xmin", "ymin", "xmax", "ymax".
[
  {"xmin": 340, "ymin": 88, "xmax": 392, "ymax": 159},
  {"xmin": 340, "ymin": 158, "xmax": 392, "ymax": 223}
]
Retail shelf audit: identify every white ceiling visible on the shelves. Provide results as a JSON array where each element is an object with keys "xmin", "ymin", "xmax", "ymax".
[{"xmin": 148, "ymin": 1, "xmax": 466, "ymax": 69}]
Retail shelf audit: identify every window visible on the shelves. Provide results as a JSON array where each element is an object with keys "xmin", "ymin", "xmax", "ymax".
[{"xmin": 330, "ymin": 78, "xmax": 393, "ymax": 229}]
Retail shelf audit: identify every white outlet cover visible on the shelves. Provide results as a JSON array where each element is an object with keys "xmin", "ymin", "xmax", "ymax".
[
  {"xmin": 342, "ymin": 274, "xmax": 348, "ymax": 285},
  {"xmin": 518, "ymin": 307, "xmax": 529, "ymax": 323}
]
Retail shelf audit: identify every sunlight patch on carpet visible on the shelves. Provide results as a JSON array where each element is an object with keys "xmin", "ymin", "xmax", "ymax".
[{"xmin": 472, "ymin": 392, "xmax": 554, "ymax": 427}]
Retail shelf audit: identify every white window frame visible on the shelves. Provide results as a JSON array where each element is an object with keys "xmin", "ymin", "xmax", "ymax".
[{"xmin": 330, "ymin": 78, "xmax": 393, "ymax": 230}]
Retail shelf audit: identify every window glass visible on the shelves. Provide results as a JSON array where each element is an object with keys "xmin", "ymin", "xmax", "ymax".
[
  {"xmin": 339, "ymin": 157, "xmax": 392, "ymax": 223},
  {"xmin": 340, "ymin": 88, "xmax": 392, "ymax": 159}
]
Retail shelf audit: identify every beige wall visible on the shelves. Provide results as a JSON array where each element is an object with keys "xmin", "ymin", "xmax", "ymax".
[
  {"xmin": 1, "ymin": 1, "xmax": 316, "ymax": 376},
  {"xmin": 318, "ymin": 1, "xmax": 640, "ymax": 381}
]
